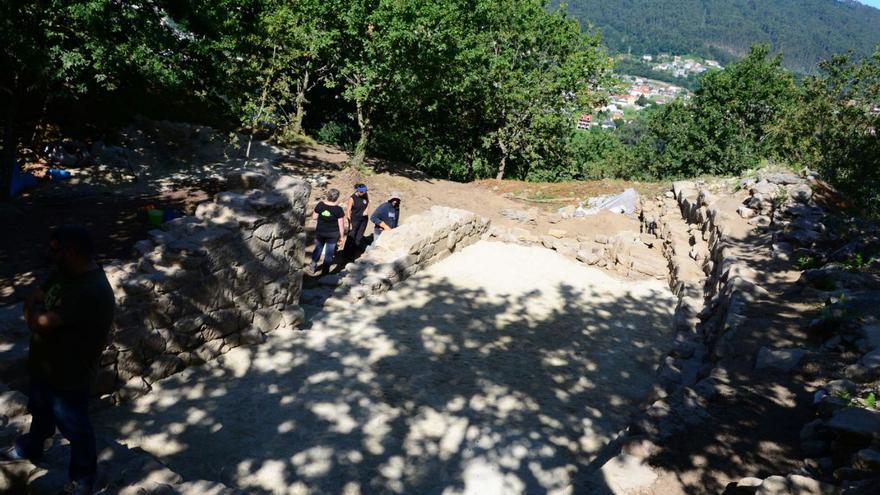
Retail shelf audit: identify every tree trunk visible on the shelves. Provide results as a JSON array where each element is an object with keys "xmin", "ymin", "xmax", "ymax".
[
  {"xmin": 291, "ymin": 70, "xmax": 309, "ymax": 135},
  {"xmin": 0, "ymin": 92, "xmax": 15, "ymax": 201},
  {"xmin": 246, "ymin": 45, "xmax": 276, "ymax": 162},
  {"xmin": 496, "ymin": 138, "xmax": 508, "ymax": 180},
  {"xmin": 464, "ymin": 150, "xmax": 475, "ymax": 182},
  {"xmin": 351, "ymin": 99, "xmax": 371, "ymax": 168}
]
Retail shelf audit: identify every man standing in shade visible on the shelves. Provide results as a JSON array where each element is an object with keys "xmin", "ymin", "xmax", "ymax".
[
  {"xmin": 370, "ymin": 191, "xmax": 402, "ymax": 239},
  {"xmin": 5, "ymin": 225, "xmax": 115, "ymax": 495}
]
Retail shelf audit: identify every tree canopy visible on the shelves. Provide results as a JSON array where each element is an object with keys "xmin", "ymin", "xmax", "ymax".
[{"xmin": 1, "ymin": 0, "xmax": 612, "ymax": 187}]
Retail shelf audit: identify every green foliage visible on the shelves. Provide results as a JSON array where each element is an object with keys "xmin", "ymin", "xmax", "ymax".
[
  {"xmin": 314, "ymin": 121, "xmax": 357, "ymax": 151},
  {"xmin": 838, "ymin": 390, "xmax": 880, "ymax": 411},
  {"xmin": 344, "ymin": 0, "xmax": 613, "ymax": 177},
  {"xmin": 1, "ymin": 1, "xmax": 190, "ymax": 98},
  {"xmin": 834, "ymin": 390, "xmax": 852, "ymax": 403},
  {"xmin": 3, "ymin": 0, "xmax": 877, "ymax": 198},
  {"xmin": 566, "ymin": 129, "xmax": 636, "ymax": 180},
  {"xmin": 636, "ymin": 46, "xmax": 797, "ymax": 179},
  {"xmin": 841, "ymin": 254, "xmax": 878, "ymax": 272},
  {"xmin": 796, "ymin": 255, "xmax": 822, "ymax": 271},
  {"xmin": 773, "ymin": 48, "xmax": 880, "ymax": 215},
  {"xmin": 1, "ymin": 0, "xmax": 612, "ymax": 182},
  {"xmin": 554, "ymin": 0, "xmax": 880, "ymax": 74}
]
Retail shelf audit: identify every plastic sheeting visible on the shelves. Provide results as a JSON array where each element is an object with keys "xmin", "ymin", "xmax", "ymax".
[
  {"xmin": 9, "ymin": 161, "xmax": 38, "ymax": 196},
  {"xmin": 571, "ymin": 188, "xmax": 639, "ymax": 217}
]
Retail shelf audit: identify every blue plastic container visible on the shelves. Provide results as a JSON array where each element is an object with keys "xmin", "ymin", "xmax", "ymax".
[
  {"xmin": 48, "ymin": 168, "xmax": 71, "ymax": 181},
  {"xmin": 163, "ymin": 209, "xmax": 183, "ymax": 222}
]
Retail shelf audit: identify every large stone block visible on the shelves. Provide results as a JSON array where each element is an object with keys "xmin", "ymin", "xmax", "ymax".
[
  {"xmin": 94, "ymin": 171, "xmax": 308, "ymax": 396},
  {"xmin": 195, "ymin": 339, "xmax": 226, "ymax": 362},
  {"xmin": 148, "ymin": 354, "xmax": 185, "ymax": 382},
  {"xmin": 117, "ymin": 351, "xmax": 147, "ymax": 382},
  {"xmin": 253, "ymin": 308, "xmax": 284, "ymax": 332}
]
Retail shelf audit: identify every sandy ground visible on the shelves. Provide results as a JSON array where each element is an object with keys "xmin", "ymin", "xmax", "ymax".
[
  {"xmin": 3, "ymin": 136, "xmax": 654, "ymax": 306},
  {"xmin": 96, "ymin": 242, "xmax": 676, "ymax": 494},
  {"xmin": 293, "ymin": 147, "xmax": 645, "ymax": 243}
]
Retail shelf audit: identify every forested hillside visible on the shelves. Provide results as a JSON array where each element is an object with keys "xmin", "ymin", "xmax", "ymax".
[
  {"xmin": 555, "ymin": 0, "xmax": 880, "ymax": 72},
  {"xmin": 2, "ymin": 1, "xmax": 878, "ymax": 214}
]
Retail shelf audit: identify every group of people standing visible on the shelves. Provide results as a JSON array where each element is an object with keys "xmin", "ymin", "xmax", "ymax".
[{"xmin": 309, "ymin": 183, "xmax": 402, "ymax": 275}]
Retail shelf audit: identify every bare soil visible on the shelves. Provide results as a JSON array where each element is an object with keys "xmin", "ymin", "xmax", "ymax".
[{"xmin": 2, "ymin": 135, "xmax": 658, "ymax": 305}]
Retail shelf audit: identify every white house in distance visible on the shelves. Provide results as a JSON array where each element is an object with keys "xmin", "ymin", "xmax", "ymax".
[{"xmin": 577, "ymin": 113, "xmax": 594, "ymax": 129}]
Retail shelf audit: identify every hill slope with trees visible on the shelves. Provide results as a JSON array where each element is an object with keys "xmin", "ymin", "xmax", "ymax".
[{"xmin": 555, "ymin": 0, "xmax": 880, "ymax": 72}]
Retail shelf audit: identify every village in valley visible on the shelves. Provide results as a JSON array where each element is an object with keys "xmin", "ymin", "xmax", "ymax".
[{"xmin": 579, "ymin": 54, "xmax": 724, "ymax": 130}]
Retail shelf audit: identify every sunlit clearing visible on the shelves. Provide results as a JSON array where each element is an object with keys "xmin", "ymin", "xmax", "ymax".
[
  {"xmin": 291, "ymin": 446, "xmax": 335, "ymax": 478},
  {"xmin": 311, "ymin": 402, "xmax": 358, "ymax": 434}
]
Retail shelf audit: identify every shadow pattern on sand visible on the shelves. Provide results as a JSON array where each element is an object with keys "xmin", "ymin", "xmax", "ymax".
[{"xmin": 96, "ymin": 254, "xmax": 677, "ymax": 494}]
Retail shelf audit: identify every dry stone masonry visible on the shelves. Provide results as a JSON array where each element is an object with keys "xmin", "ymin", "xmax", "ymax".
[
  {"xmin": 595, "ymin": 170, "xmax": 880, "ymax": 494},
  {"xmin": 486, "ymin": 219, "xmax": 669, "ymax": 280},
  {"xmin": 4, "ymin": 155, "xmax": 878, "ymax": 493},
  {"xmin": 101, "ymin": 169, "xmax": 310, "ymax": 402}
]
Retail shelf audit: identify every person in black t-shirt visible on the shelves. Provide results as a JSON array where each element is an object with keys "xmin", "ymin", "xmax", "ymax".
[
  {"xmin": 344, "ymin": 183, "xmax": 370, "ymax": 256},
  {"xmin": 7, "ymin": 225, "xmax": 115, "ymax": 495},
  {"xmin": 310, "ymin": 188, "xmax": 345, "ymax": 275}
]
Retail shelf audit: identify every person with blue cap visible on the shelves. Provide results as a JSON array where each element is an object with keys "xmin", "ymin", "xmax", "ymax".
[
  {"xmin": 370, "ymin": 191, "xmax": 402, "ymax": 239},
  {"xmin": 344, "ymin": 183, "xmax": 370, "ymax": 255}
]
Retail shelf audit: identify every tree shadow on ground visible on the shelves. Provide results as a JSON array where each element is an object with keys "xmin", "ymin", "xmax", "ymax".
[
  {"xmin": 95, "ymin": 262, "xmax": 678, "ymax": 494},
  {"xmin": 1, "ymin": 168, "xmax": 315, "ymax": 490}
]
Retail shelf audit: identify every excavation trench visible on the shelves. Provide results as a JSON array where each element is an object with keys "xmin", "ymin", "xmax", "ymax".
[{"xmin": 96, "ymin": 240, "xmax": 676, "ymax": 494}]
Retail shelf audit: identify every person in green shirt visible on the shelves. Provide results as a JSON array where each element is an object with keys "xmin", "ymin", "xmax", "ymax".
[{"xmin": 5, "ymin": 225, "xmax": 115, "ymax": 495}]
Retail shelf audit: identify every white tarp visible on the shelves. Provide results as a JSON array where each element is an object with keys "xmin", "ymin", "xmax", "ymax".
[{"xmin": 571, "ymin": 188, "xmax": 639, "ymax": 217}]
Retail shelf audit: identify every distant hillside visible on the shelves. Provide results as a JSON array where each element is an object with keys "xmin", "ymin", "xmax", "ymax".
[{"xmin": 555, "ymin": 0, "xmax": 880, "ymax": 72}]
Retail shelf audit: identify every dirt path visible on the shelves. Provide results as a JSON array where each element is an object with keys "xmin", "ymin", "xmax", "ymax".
[{"xmin": 96, "ymin": 242, "xmax": 677, "ymax": 494}]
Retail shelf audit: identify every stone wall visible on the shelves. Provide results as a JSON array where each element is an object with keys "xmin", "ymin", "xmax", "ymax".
[
  {"xmin": 596, "ymin": 178, "xmax": 778, "ymax": 489},
  {"xmin": 100, "ymin": 169, "xmax": 310, "ymax": 401},
  {"xmin": 320, "ymin": 206, "xmax": 489, "ymax": 307},
  {"xmin": 484, "ymin": 224, "xmax": 668, "ymax": 280},
  {"xmin": 596, "ymin": 171, "xmax": 871, "ymax": 492},
  {"xmin": 625, "ymin": 180, "xmax": 771, "ymax": 443}
]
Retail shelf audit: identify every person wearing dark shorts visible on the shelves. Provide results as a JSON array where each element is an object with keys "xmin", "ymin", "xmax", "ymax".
[
  {"xmin": 310, "ymin": 188, "xmax": 345, "ymax": 275},
  {"xmin": 6, "ymin": 225, "xmax": 115, "ymax": 495},
  {"xmin": 344, "ymin": 183, "xmax": 370, "ymax": 256}
]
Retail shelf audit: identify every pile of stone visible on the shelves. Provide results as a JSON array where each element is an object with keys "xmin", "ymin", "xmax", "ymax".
[
  {"xmin": 320, "ymin": 206, "xmax": 490, "ymax": 307},
  {"xmin": 727, "ymin": 474, "xmax": 839, "ymax": 494},
  {"xmin": 794, "ymin": 274, "xmax": 880, "ymax": 489},
  {"xmin": 99, "ymin": 169, "xmax": 310, "ymax": 402},
  {"xmin": 499, "ymin": 207, "xmax": 539, "ymax": 224},
  {"xmin": 736, "ymin": 171, "xmax": 825, "ymax": 246},
  {"xmin": 622, "ymin": 171, "xmax": 880, "ymax": 493}
]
